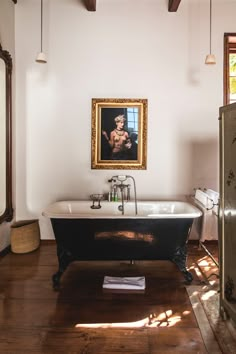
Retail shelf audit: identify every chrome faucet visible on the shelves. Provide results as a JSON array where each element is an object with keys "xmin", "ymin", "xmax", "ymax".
[{"xmin": 108, "ymin": 175, "xmax": 137, "ymax": 215}]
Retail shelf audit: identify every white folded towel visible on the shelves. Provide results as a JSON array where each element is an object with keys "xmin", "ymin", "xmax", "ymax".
[
  {"xmin": 205, "ymin": 188, "xmax": 219, "ymax": 204},
  {"xmin": 103, "ymin": 276, "xmax": 146, "ymax": 290},
  {"xmin": 194, "ymin": 189, "xmax": 211, "ymax": 208},
  {"xmin": 190, "ymin": 192, "xmax": 218, "ymax": 242}
]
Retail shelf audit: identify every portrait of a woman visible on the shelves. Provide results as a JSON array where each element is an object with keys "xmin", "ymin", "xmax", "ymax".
[{"xmin": 102, "ymin": 115, "xmax": 133, "ymax": 160}]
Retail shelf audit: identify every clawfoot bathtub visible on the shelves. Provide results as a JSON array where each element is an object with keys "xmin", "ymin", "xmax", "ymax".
[{"xmin": 43, "ymin": 200, "xmax": 202, "ymax": 289}]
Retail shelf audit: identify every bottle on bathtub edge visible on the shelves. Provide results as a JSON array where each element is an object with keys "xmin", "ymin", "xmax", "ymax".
[{"xmin": 113, "ymin": 186, "xmax": 118, "ymax": 202}]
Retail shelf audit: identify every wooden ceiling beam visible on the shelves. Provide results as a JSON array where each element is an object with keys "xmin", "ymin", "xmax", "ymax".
[
  {"xmin": 168, "ymin": 0, "xmax": 182, "ymax": 12},
  {"xmin": 84, "ymin": 0, "xmax": 96, "ymax": 12},
  {"xmin": 12, "ymin": 0, "xmax": 181, "ymax": 13}
]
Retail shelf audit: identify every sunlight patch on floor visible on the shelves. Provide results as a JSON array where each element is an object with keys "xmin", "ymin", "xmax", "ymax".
[
  {"xmin": 201, "ymin": 289, "xmax": 217, "ymax": 301},
  {"xmin": 186, "ymin": 285, "xmax": 222, "ymax": 353},
  {"xmin": 74, "ymin": 309, "xmax": 190, "ymax": 328},
  {"xmin": 198, "ymin": 259, "xmax": 210, "ymax": 267},
  {"xmin": 209, "ymin": 279, "xmax": 218, "ymax": 286}
]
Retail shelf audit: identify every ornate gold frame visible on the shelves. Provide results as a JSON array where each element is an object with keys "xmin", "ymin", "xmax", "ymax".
[{"xmin": 91, "ymin": 98, "xmax": 147, "ymax": 169}]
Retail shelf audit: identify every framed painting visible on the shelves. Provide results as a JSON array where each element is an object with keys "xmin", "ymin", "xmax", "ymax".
[{"xmin": 91, "ymin": 98, "xmax": 147, "ymax": 169}]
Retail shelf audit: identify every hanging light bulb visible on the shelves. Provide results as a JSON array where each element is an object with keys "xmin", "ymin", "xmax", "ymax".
[
  {"xmin": 205, "ymin": 0, "xmax": 216, "ymax": 64},
  {"xmin": 36, "ymin": 0, "xmax": 47, "ymax": 63}
]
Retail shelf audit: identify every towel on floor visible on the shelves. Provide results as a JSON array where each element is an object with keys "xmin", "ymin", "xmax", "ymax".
[{"xmin": 103, "ymin": 276, "xmax": 146, "ymax": 290}]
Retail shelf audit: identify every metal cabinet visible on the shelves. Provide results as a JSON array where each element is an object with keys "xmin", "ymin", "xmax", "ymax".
[{"xmin": 219, "ymin": 102, "xmax": 236, "ymax": 323}]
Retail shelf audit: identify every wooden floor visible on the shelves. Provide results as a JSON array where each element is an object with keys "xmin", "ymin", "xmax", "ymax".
[{"xmin": 0, "ymin": 241, "xmax": 220, "ymax": 353}]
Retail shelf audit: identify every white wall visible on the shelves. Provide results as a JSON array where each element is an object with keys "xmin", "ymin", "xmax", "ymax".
[
  {"xmin": 13, "ymin": 0, "xmax": 235, "ymax": 239},
  {"xmin": 0, "ymin": 0, "xmax": 15, "ymax": 251}
]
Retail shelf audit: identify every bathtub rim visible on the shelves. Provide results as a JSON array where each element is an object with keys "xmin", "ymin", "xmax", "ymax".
[{"xmin": 42, "ymin": 200, "xmax": 202, "ymax": 219}]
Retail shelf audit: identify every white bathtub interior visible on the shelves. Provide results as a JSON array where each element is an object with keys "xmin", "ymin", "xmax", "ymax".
[{"xmin": 43, "ymin": 200, "xmax": 202, "ymax": 219}]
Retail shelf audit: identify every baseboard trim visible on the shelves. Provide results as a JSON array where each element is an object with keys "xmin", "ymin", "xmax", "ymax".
[
  {"xmin": 40, "ymin": 239, "xmax": 56, "ymax": 244},
  {"xmin": 188, "ymin": 239, "xmax": 218, "ymax": 245}
]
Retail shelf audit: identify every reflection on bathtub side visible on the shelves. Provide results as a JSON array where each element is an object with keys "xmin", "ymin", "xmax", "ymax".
[{"xmin": 95, "ymin": 230, "xmax": 154, "ymax": 242}]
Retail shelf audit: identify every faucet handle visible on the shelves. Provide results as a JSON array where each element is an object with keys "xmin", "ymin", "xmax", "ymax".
[{"xmin": 108, "ymin": 178, "xmax": 116, "ymax": 183}]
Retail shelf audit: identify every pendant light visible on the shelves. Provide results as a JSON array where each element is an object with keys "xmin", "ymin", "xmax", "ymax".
[
  {"xmin": 36, "ymin": 0, "xmax": 47, "ymax": 63},
  {"xmin": 205, "ymin": 0, "xmax": 216, "ymax": 64}
]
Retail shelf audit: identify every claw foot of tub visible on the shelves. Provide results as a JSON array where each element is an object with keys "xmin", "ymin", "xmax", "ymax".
[
  {"xmin": 183, "ymin": 270, "xmax": 193, "ymax": 284},
  {"xmin": 52, "ymin": 271, "xmax": 62, "ymax": 290},
  {"xmin": 53, "ymin": 245, "xmax": 74, "ymax": 289},
  {"xmin": 172, "ymin": 245, "xmax": 193, "ymax": 283}
]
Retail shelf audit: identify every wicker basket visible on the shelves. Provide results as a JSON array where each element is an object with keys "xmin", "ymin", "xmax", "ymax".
[{"xmin": 11, "ymin": 219, "xmax": 40, "ymax": 254}]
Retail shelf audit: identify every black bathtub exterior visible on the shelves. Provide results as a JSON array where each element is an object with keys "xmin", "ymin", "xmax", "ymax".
[{"xmin": 50, "ymin": 217, "xmax": 194, "ymax": 289}]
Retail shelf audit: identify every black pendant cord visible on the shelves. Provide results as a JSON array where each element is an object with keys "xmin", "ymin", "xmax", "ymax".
[
  {"xmin": 40, "ymin": 0, "xmax": 43, "ymax": 52},
  {"xmin": 209, "ymin": 0, "xmax": 212, "ymax": 54}
]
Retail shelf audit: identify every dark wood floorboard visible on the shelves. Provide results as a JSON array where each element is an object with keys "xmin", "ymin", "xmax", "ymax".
[{"xmin": 0, "ymin": 241, "xmax": 219, "ymax": 353}]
